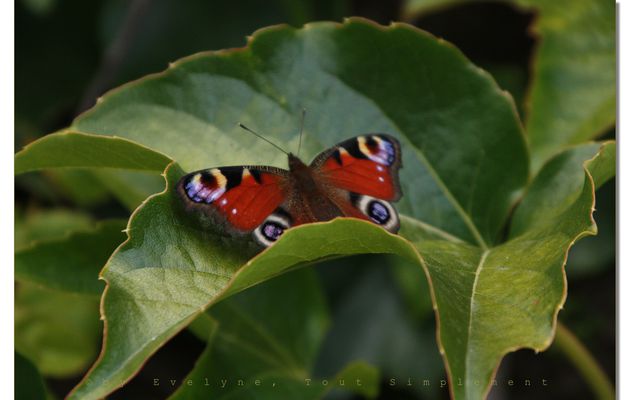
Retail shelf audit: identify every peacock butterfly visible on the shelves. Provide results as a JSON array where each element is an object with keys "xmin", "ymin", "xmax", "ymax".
[{"xmin": 177, "ymin": 125, "xmax": 403, "ymax": 247}]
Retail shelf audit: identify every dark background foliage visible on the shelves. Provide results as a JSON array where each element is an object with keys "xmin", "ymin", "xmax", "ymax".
[{"xmin": 15, "ymin": 0, "xmax": 615, "ymax": 399}]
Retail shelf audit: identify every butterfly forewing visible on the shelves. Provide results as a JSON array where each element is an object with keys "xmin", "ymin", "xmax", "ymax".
[
  {"xmin": 311, "ymin": 134, "xmax": 402, "ymax": 202},
  {"xmin": 309, "ymin": 134, "xmax": 403, "ymax": 233},
  {"xmin": 177, "ymin": 166, "xmax": 289, "ymax": 233}
]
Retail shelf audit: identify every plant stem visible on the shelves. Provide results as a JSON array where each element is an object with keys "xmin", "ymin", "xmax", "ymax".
[{"xmin": 554, "ymin": 321, "xmax": 615, "ymax": 400}]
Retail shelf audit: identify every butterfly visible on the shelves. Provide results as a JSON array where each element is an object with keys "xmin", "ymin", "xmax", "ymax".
[{"xmin": 177, "ymin": 131, "xmax": 403, "ymax": 247}]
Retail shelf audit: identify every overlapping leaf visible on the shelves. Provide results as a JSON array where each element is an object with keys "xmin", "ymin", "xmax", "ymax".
[
  {"xmin": 404, "ymin": 0, "xmax": 616, "ymax": 171},
  {"xmin": 15, "ymin": 283, "xmax": 101, "ymax": 377},
  {"xmin": 15, "ymin": 219, "xmax": 126, "ymax": 295},
  {"xmin": 171, "ymin": 269, "xmax": 379, "ymax": 399},
  {"xmin": 15, "ymin": 18, "xmax": 615, "ymax": 400},
  {"xmin": 15, "ymin": 352, "xmax": 47, "ymax": 400}
]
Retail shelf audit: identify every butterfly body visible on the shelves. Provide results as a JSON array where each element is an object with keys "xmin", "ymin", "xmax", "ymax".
[{"xmin": 178, "ymin": 134, "xmax": 403, "ymax": 247}]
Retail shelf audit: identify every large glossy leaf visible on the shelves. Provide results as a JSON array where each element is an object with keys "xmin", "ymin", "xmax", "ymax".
[
  {"xmin": 69, "ymin": 162, "xmax": 418, "ymax": 400},
  {"xmin": 63, "ymin": 19, "xmax": 528, "ymax": 247},
  {"xmin": 72, "ymin": 139, "xmax": 612, "ymax": 399},
  {"xmin": 416, "ymin": 141, "xmax": 612, "ymax": 399},
  {"xmin": 170, "ymin": 269, "xmax": 378, "ymax": 399},
  {"xmin": 17, "ymin": 19, "xmax": 614, "ymax": 400},
  {"xmin": 404, "ymin": 0, "xmax": 616, "ymax": 171}
]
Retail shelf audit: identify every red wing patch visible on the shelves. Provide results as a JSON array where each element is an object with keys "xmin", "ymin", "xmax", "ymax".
[
  {"xmin": 178, "ymin": 166, "xmax": 287, "ymax": 232},
  {"xmin": 314, "ymin": 135, "xmax": 402, "ymax": 201}
]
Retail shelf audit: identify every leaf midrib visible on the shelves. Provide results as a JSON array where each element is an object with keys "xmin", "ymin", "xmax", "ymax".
[{"xmin": 464, "ymin": 249, "xmax": 490, "ymax": 388}]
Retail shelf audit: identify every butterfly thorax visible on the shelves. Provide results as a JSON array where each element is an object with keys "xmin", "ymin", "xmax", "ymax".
[{"xmin": 287, "ymin": 153, "xmax": 344, "ymax": 222}]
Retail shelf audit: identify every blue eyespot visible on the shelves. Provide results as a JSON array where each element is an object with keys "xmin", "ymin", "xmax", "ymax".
[
  {"xmin": 262, "ymin": 222, "xmax": 285, "ymax": 241},
  {"xmin": 368, "ymin": 201, "xmax": 390, "ymax": 224}
]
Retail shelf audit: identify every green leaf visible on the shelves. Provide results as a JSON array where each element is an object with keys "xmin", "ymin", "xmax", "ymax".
[
  {"xmin": 15, "ymin": 283, "xmax": 101, "ymax": 378},
  {"xmin": 316, "ymin": 258, "xmax": 443, "ymax": 398},
  {"xmin": 15, "ymin": 132, "xmax": 170, "ymax": 208},
  {"xmin": 403, "ymin": 0, "xmax": 616, "ymax": 171},
  {"xmin": 15, "ymin": 352, "xmax": 47, "ymax": 400},
  {"xmin": 45, "ymin": 169, "xmax": 112, "ymax": 207},
  {"xmin": 416, "ymin": 142, "xmax": 612, "ymax": 400},
  {"xmin": 404, "ymin": 0, "xmax": 469, "ymax": 17},
  {"xmin": 92, "ymin": 170, "xmax": 166, "ymax": 211},
  {"xmin": 510, "ymin": 142, "xmax": 615, "ymax": 238},
  {"xmin": 516, "ymin": 0, "xmax": 615, "ymax": 171},
  {"xmin": 69, "ymin": 162, "xmax": 417, "ymax": 400},
  {"xmin": 71, "ymin": 138, "xmax": 613, "ymax": 399},
  {"xmin": 15, "ymin": 209, "xmax": 92, "ymax": 248},
  {"xmin": 170, "ymin": 269, "xmax": 378, "ymax": 399},
  {"xmin": 15, "ymin": 131, "xmax": 171, "ymax": 174},
  {"xmin": 15, "ymin": 219, "xmax": 127, "ymax": 296},
  {"xmin": 65, "ymin": 19, "xmax": 528, "ymax": 247},
  {"xmin": 28, "ymin": 19, "xmax": 607, "ymax": 400},
  {"xmin": 566, "ymin": 180, "xmax": 615, "ymax": 278}
]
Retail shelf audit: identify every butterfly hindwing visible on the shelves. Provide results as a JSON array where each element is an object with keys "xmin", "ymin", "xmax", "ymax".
[
  {"xmin": 177, "ymin": 166, "xmax": 289, "ymax": 235},
  {"xmin": 311, "ymin": 134, "xmax": 402, "ymax": 202},
  {"xmin": 348, "ymin": 193, "xmax": 400, "ymax": 233}
]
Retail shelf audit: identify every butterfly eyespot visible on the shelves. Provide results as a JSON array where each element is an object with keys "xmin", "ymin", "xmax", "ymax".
[
  {"xmin": 253, "ymin": 210, "xmax": 292, "ymax": 247},
  {"xmin": 262, "ymin": 222, "xmax": 285, "ymax": 241},
  {"xmin": 356, "ymin": 135, "xmax": 396, "ymax": 166},
  {"xmin": 368, "ymin": 200, "xmax": 390, "ymax": 224},
  {"xmin": 183, "ymin": 171, "xmax": 226, "ymax": 204},
  {"xmin": 353, "ymin": 194, "xmax": 400, "ymax": 233}
]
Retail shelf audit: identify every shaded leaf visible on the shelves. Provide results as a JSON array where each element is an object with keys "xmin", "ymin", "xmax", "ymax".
[
  {"xmin": 404, "ymin": 0, "xmax": 469, "ymax": 17},
  {"xmin": 15, "ymin": 352, "xmax": 47, "ymax": 400},
  {"xmin": 92, "ymin": 169, "xmax": 166, "ymax": 211},
  {"xmin": 98, "ymin": 0, "xmax": 333, "ymax": 88},
  {"xmin": 316, "ymin": 258, "xmax": 443, "ymax": 398},
  {"xmin": 15, "ymin": 209, "xmax": 92, "ymax": 248},
  {"xmin": 15, "ymin": 283, "xmax": 101, "ymax": 378},
  {"xmin": 15, "ymin": 0, "xmax": 100, "ymax": 136},
  {"xmin": 170, "ymin": 269, "xmax": 378, "ymax": 399},
  {"xmin": 45, "ymin": 169, "xmax": 112, "ymax": 207},
  {"xmin": 15, "ymin": 219, "xmax": 127, "ymax": 295},
  {"xmin": 403, "ymin": 0, "xmax": 616, "ymax": 171},
  {"xmin": 516, "ymin": 0, "xmax": 615, "ymax": 171}
]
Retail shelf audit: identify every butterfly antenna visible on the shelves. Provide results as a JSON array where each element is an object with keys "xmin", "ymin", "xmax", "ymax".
[
  {"xmin": 238, "ymin": 123, "xmax": 289, "ymax": 155},
  {"xmin": 297, "ymin": 108, "xmax": 306, "ymax": 157}
]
